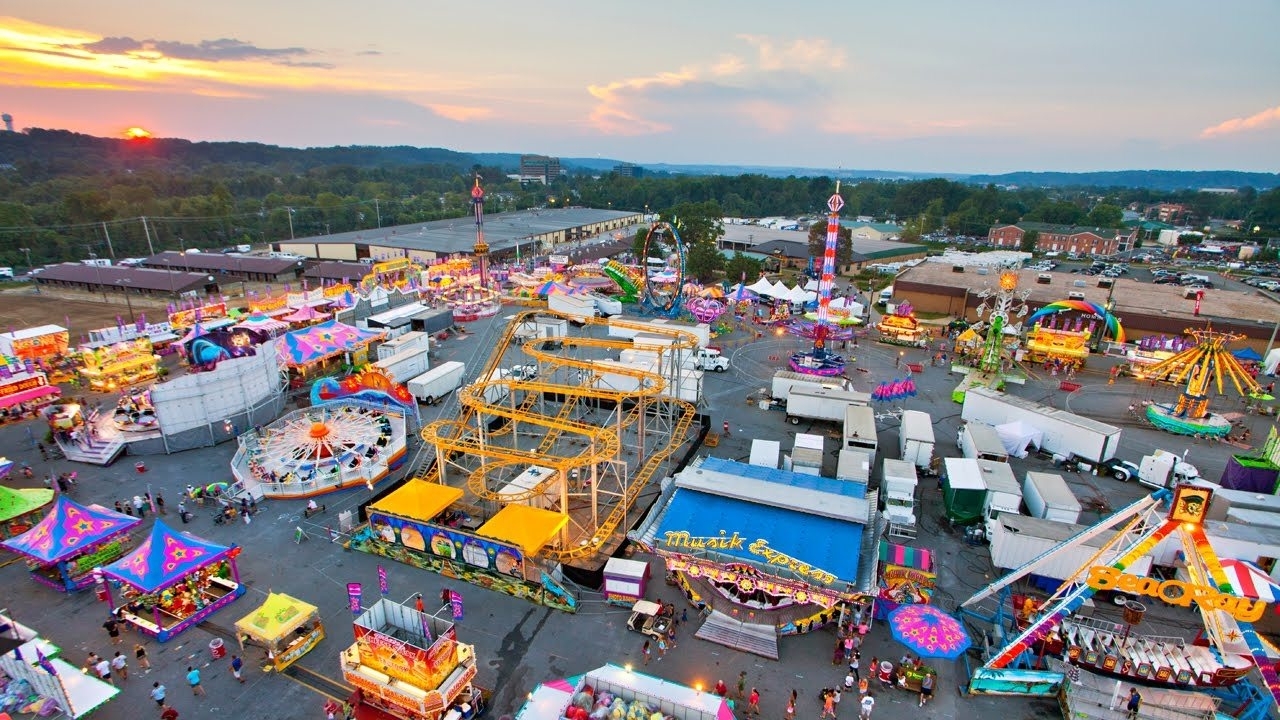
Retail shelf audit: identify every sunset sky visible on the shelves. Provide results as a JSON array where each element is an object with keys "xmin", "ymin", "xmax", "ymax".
[{"xmin": 2, "ymin": 1, "xmax": 1278, "ymax": 173}]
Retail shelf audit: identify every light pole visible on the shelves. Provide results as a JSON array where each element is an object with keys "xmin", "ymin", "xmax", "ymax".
[
  {"xmin": 117, "ymin": 279, "xmax": 135, "ymax": 324},
  {"xmin": 18, "ymin": 247, "xmax": 32, "ymax": 273},
  {"xmin": 286, "ymin": 207, "xmax": 296, "ymax": 240}
]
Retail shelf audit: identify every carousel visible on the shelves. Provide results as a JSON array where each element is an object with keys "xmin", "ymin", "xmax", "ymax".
[
  {"xmin": 234, "ymin": 592, "xmax": 324, "ymax": 672},
  {"xmin": 1137, "ymin": 326, "xmax": 1262, "ymax": 438},
  {"xmin": 232, "ymin": 400, "xmax": 408, "ymax": 499},
  {"xmin": 875, "ymin": 302, "xmax": 929, "ymax": 348}
]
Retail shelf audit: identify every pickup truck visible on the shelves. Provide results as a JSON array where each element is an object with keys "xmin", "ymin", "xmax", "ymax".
[{"xmin": 692, "ymin": 348, "xmax": 729, "ymax": 372}]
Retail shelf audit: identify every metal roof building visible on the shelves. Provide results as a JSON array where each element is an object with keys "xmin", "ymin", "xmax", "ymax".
[
  {"xmin": 140, "ymin": 251, "xmax": 304, "ymax": 281},
  {"xmin": 274, "ymin": 207, "xmax": 641, "ymax": 263},
  {"xmin": 33, "ymin": 263, "xmax": 216, "ymax": 296}
]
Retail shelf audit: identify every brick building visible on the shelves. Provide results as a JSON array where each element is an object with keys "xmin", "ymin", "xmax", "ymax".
[{"xmin": 988, "ymin": 222, "xmax": 1135, "ymax": 256}]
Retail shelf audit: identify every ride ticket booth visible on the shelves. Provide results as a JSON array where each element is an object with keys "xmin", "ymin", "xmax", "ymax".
[{"xmin": 602, "ymin": 557, "xmax": 651, "ymax": 606}]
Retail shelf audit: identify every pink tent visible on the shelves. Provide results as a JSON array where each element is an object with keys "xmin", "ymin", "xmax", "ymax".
[{"xmin": 281, "ymin": 305, "xmax": 331, "ymax": 324}]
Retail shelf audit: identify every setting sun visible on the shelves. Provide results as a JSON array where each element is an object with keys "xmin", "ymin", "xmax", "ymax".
[{"xmin": 124, "ymin": 126, "xmax": 152, "ymax": 139}]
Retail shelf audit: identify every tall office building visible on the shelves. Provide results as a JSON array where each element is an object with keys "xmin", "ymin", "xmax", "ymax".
[{"xmin": 519, "ymin": 154, "xmax": 561, "ymax": 183}]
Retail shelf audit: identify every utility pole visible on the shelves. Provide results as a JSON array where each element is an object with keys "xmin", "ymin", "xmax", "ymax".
[
  {"xmin": 286, "ymin": 207, "xmax": 296, "ymax": 240},
  {"xmin": 101, "ymin": 222, "xmax": 116, "ymax": 259},
  {"xmin": 374, "ymin": 199, "xmax": 381, "ymax": 228},
  {"xmin": 141, "ymin": 216, "xmax": 155, "ymax": 255}
]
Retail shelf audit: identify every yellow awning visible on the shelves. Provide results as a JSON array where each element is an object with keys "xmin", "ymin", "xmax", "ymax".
[
  {"xmin": 476, "ymin": 505, "xmax": 567, "ymax": 555},
  {"xmin": 369, "ymin": 480, "xmax": 463, "ymax": 522},
  {"xmin": 235, "ymin": 592, "xmax": 319, "ymax": 644}
]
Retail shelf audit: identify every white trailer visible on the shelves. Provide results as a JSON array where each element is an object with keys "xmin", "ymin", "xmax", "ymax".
[
  {"xmin": 958, "ymin": 422, "xmax": 1010, "ymax": 463},
  {"xmin": 405, "ymin": 361, "xmax": 465, "ymax": 404},
  {"xmin": 371, "ymin": 347, "xmax": 431, "ymax": 383},
  {"xmin": 606, "ymin": 317, "xmax": 710, "ymax": 348},
  {"xmin": 843, "ymin": 405, "xmax": 878, "ymax": 464},
  {"xmin": 791, "ymin": 433, "xmax": 824, "ymax": 475},
  {"xmin": 591, "ymin": 293, "xmax": 622, "ymax": 316},
  {"xmin": 882, "ymin": 459, "xmax": 919, "ymax": 526},
  {"xmin": 496, "ymin": 465, "xmax": 558, "ymax": 509},
  {"xmin": 474, "ymin": 368, "xmax": 512, "ymax": 405},
  {"xmin": 899, "ymin": 409, "xmax": 935, "ymax": 471},
  {"xmin": 548, "ymin": 293, "xmax": 599, "ymax": 322},
  {"xmin": 376, "ymin": 331, "xmax": 430, "ymax": 361},
  {"xmin": 1022, "ymin": 471, "xmax": 1082, "ymax": 524},
  {"xmin": 978, "ymin": 458, "xmax": 1022, "ymax": 528},
  {"xmin": 749, "ymin": 440, "xmax": 781, "ymax": 469},
  {"xmin": 770, "ymin": 370, "xmax": 850, "ymax": 401},
  {"xmin": 961, "ymin": 386, "xmax": 1122, "ymax": 465},
  {"xmin": 836, "ymin": 450, "xmax": 871, "ymax": 484},
  {"xmin": 988, "ymin": 514, "xmax": 1153, "ymax": 580},
  {"xmin": 785, "ymin": 386, "xmax": 872, "ymax": 426}
]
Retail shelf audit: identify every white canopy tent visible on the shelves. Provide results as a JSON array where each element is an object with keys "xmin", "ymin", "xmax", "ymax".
[
  {"xmin": 995, "ymin": 420, "xmax": 1044, "ymax": 459},
  {"xmin": 1265, "ymin": 348, "xmax": 1280, "ymax": 376},
  {"xmin": 770, "ymin": 280, "xmax": 791, "ymax": 298},
  {"xmin": 747, "ymin": 277, "xmax": 776, "ymax": 296}
]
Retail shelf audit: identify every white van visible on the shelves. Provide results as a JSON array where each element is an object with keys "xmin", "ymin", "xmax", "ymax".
[
  {"xmin": 0, "ymin": 267, "xmax": 13, "ymax": 279},
  {"xmin": 878, "ymin": 285, "xmax": 894, "ymax": 305}
]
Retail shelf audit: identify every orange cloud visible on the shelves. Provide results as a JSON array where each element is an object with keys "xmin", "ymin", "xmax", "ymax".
[
  {"xmin": 1200, "ymin": 104, "xmax": 1280, "ymax": 138},
  {"xmin": 426, "ymin": 104, "xmax": 493, "ymax": 122},
  {"xmin": 586, "ymin": 69, "xmax": 695, "ymax": 135}
]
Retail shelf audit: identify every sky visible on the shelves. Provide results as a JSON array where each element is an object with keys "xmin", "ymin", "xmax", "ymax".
[{"xmin": 1, "ymin": 1, "xmax": 1278, "ymax": 174}]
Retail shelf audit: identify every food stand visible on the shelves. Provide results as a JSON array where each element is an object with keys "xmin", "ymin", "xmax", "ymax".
[
  {"xmin": 235, "ymin": 592, "xmax": 324, "ymax": 672},
  {"xmin": 100, "ymin": 521, "xmax": 246, "ymax": 642},
  {"xmin": 78, "ymin": 338, "xmax": 160, "ymax": 392},
  {"xmin": 515, "ymin": 664, "xmax": 732, "ymax": 720},
  {"xmin": 0, "ymin": 325, "xmax": 69, "ymax": 363},
  {"xmin": 1, "ymin": 496, "xmax": 140, "ymax": 592},
  {"xmin": 602, "ymin": 557, "xmax": 651, "ymax": 606},
  {"xmin": 0, "ymin": 485, "xmax": 55, "ymax": 540},
  {"xmin": 0, "ymin": 368, "xmax": 61, "ymax": 421}
]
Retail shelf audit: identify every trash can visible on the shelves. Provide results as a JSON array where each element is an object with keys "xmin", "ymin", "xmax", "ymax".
[
  {"xmin": 135, "ymin": 461, "xmax": 148, "ymax": 474},
  {"xmin": 209, "ymin": 638, "xmax": 226, "ymax": 660}
]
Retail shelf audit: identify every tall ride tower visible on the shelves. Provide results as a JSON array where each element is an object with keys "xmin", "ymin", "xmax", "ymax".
[
  {"xmin": 471, "ymin": 175, "xmax": 490, "ymax": 287},
  {"xmin": 789, "ymin": 182, "xmax": 847, "ymax": 376}
]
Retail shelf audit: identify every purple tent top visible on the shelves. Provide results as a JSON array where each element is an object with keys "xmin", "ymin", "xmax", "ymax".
[
  {"xmin": 281, "ymin": 305, "xmax": 331, "ymax": 324},
  {"xmin": 1, "ymin": 495, "xmax": 141, "ymax": 564},
  {"xmin": 101, "ymin": 521, "xmax": 235, "ymax": 592},
  {"xmin": 279, "ymin": 319, "xmax": 384, "ymax": 367}
]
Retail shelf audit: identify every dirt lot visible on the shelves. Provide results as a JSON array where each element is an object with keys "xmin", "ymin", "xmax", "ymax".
[{"xmin": 0, "ymin": 287, "xmax": 166, "ymax": 342}]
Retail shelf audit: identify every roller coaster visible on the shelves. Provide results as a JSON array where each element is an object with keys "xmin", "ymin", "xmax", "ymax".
[{"xmin": 419, "ymin": 310, "xmax": 702, "ymax": 566}]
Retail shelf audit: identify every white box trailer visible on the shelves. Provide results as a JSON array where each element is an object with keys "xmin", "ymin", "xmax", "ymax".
[
  {"xmin": 962, "ymin": 386, "xmax": 1122, "ymax": 465},
  {"xmin": 843, "ymin": 404, "xmax": 878, "ymax": 463},
  {"xmin": 371, "ymin": 347, "xmax": 431, "ymax": 383},
  {"xmin": 836, "ymin": 450, "xmax": 871, "ymax": 484},
  {"xmin": 1022, "ymin": 471, "xmax": 1082, "ymax": 524},
  {"xmin": 785, "ymin": 386, "xmax": 872, "ymax": 426},
  {"xmin": 376, "ymin": 331, "xmax": 430, "ymax": 361},
  {"xmin": 988, "ymin": 513, "xmax": 1154, "ymax": 580},
  {"xmin": 497, "ymin": 465, "xmax": 558, "ymax": 509},
  {"xmin": 606, "ymin": 317, "xmax": 710, "ymax": 348},
  {"xmin": 899, "ymin": 410, "xmax": 935, "ymax": 471},
  {"xmin": 958, "ymin": 422, "xmax": 1010, "ymax": 463},
  {"xmin": 978, "ymin": 458, "xmax": 1022, "ymax": 525},
  {"xmin": 591, "ymin": 293, "xmax": 622, "ymax": 316},
  {"xmin": 406, "ymin": 361, "xmax": 465, "ymax": 404},
  {"xmin": 792, "ymin": 433, "xmax": 825, "ymax": 470},
  {"xmin": 770, "ymin": 370, "xmax": 850, "ymax": 401},
  {"xmin": 749, "ymin": 440, "xmax": 781, "ymax": 469},
  {"xmin": 882, "ymin": 459, "xmax": 919, "ymax": 525},
  {"xmin": 474, "ymin": 368, "xmax": 512, "ymax": 405}
]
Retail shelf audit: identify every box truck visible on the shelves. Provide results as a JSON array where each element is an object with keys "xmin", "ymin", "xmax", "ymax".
[
  {"xmin": 406, "ymin": 361, "xmax": 466, "ymax": 404},
  {"xmin": 376, "ymin": 331, "xmax": 430, "ymax": 361},
  {"xmin": 836, "ymin": 450, "xmax": 871, "ymax": 484},
  {"xmin": 770, "ymin": 370, "xmax": 851, "ymax": 401},
  {"xmin": 978, "ymin": 459, "xmax": 1022, "ymax": 529},
  {"xmin": 961, "ymin": 386, "xmax": 1121, "ymax": 465},
  {"xmin": 473, "ymin": 368, "xmax": 513, "ymax": 405},
  {"xmin": 785, "ymin": 386, "xmax": 872, "ymax": 426},
  {"xmin": 1022, "ymin": 471, "xmax": 1082, "ymax": 524},
  {"xmin": 548, "ymin": 293, "xmax": 599, "ymax": 322},
  {"xmin": 882, "ymin": 459, "xmax": 919, "ymax": 526},
  {"xmin": 371, "ymin": 347, "xmax": 431, "ymax": 383},
  {"xmin": 957, "ymin": 422, "xmax": 1009, "ymax": 463},
  {"xmin": 942, "ymin": 457, "xmax": 987, "ymax": 526},
  {"xmin": 843, "ymin": 405, "xmax": 878, "ymax": 463},
  {"xmin": 899, "ymin": 410, "xmax": 935, "ymax": 471},
  {"xmin": 988, "ymin": 514, "xmax": 1153, "ymax": 581}
]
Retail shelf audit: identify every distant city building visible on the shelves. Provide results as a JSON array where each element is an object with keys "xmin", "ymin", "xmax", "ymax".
[
  {"xmin": 519, "ymin": 154, "xmax": 562, "ymax": 184},
  {"xmin": 1148, "ymin": 203, "xmax": 1189, "ymax": 224},
  {"xmin": 846, "ymin": 221, "xmax": 902, "ymax": 242},
  {"xmin": 1, "ymin": 113, "xmax": 12, "ymax": 132},
  {"xmin": 612, "ymin": 162, "xmax": 643, "ymax": 177},
  {"xmin": 988, "ymin": 222, "xmax": 1136, "ymax": 256}
]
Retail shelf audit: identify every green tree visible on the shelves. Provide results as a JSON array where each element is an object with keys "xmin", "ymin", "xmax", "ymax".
[
  {"xmin": 806, "ymin": 221, "xmax": 853, "ymax": 265},
  {"xmin": 1177, "ymin": 233, "xmax": 1203, "ymax": 246},
  {"xmin": 1086, "ymin": 203, "xmax": 1124, "ymax": 228},
  {"xmin": 684, "ymin": 238, "xmax": 725, "ymax": 283},
  {"xmin": 1019, "ymin": 230, "xmax": 1040, "ymax": 253},
  {"xmin": 1026, "ymin": 200, "xmax": 1085, "ymax": 225},
  {"xmin": 631, "ymin": 227, "xmax": 649, "ymax": 259},
  {"xmin": 725, "ymin": 252, "xmax": 763, "ymax": 284}
]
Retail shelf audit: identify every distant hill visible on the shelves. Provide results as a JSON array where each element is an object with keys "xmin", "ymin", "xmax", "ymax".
[{"xmin": 963, "ymin": 170, "xmax": 1280, "ymax": 191}]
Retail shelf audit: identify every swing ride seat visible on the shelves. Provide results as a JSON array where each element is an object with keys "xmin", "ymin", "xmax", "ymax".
[{"xmin": 1059, "ymin": 381, "xmax": 1082, "ymax": 392}]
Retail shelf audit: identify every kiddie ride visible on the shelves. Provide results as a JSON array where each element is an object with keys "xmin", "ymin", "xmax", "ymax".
[
  {"xmin": 625, "ymin": 600, "xmax": 673, "ymax": 640},
  {"xmin": 960, "ymin": 484, "xmax": 1280, "ymax": 719}
]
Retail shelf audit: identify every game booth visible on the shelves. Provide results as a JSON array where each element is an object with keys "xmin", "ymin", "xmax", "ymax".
[
  {"xmin": 0, "ymin": 366, "xmax": 61, "ymax": 422},
  {"xmin": 77, "ymin": 337, "xmax": 161, "ymax": 392},
  {"xmin": 234, "ymin": 592, "xmax": 324, "ymax": 672},
  {"xmin": 0, "ymin": 484, "xmax": 55, "ymax": 540},
  {"xmin": 516, "ymin": 664, "xmax": 733, "ymax": 720},
  {"xmin": 279, "ymin": 320, "xmax": 384, "ymax": 381},
  {"xmin": 1023, "ymin": 321, "xmax": 1090, "ymax": 370},
  {"xmin": 341, "ymin": 597, "xmax": 486, "ymax": 720},
  {"xmin": 0, "ymin": 611, "xmax": 119, "ymax": 718},
  {"xmin": 350, "ymin": 479, "xmax": 578, "ymax": 612},
  {"xmin": 99, "ymin": 521, "xmax": 246, "ymax": 642},
  {"xmin": 1, "ymin": 496, "xmax": 141, "ymax": 592},
  {"xmin": 874, "ymin": 540, "xmax": 936, "ymax": 618},
  {"xmin": 0, "ymin": 325, "xmax": 69, "ymax": 364}
]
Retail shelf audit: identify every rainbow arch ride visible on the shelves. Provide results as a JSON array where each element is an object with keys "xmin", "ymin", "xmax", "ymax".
[
  {"xmin": 1027, "ymin": 300, "xmax": 1126, "ymax": 344},
  {"xmin": 973, "ymin": 484, "xmax": 1280, "ymax": 712}
]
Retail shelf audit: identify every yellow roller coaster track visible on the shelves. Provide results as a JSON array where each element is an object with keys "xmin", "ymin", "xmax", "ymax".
[{"xmin": 418, "ymin": 310, "xmax": 701, "ymax": 558}]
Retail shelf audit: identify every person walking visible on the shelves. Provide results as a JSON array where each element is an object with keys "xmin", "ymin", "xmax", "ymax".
[
  {"xmin": 103, "ymin": 616, "xmax": 122, "ymax": 645},
  {"xmin": 177, "ymin": 500, "xmax": 188, "ymax": 524},
  {"xmin": 722, "ymin": 420, "xmax": 731, "ymax": 435},
  {"xmin": 134, "ymin": 643, "xmax": 150, "ymax": 670},
  {"xmin": 849, "ymin": 652, "xmax": 860, "ymax": 682},
  {"xmin": 93, "ymin": 656, "xmax": 113, "ymax": 685},
  {"xmin": 784, "ymin": 690, "xmax": 796, "ymax": 720},
  {"xmin": 230, "ymin": 654, "xmax": 245, "ymax": 684},
  {"xmin": 150, "ymin": 682, "xmax": 167, "ymax": 708},
  {"xmin": 747, "ymin": 688, "xmax": 760, "ymax": 717},
  {"xmin": 111, "ymin": 651, "xmax": 128, "ymax": 681},
  {"xmin": 820, "ymin": 690, "xmax": 836, "ymax": 720},
  {"xmin": 133, "ymin": 494, "xmax": 146, "ymax": 517},
  {"xmin": 858, "ymin": 693, "xmax": 874, "ymax": 720},
  {"xmin": 655, "ymin": 636, "xmax": 667, "ymax": 659},
  {"xmin": 37, "ymin": 442, "xmax": 48, "ymax": 461},
  {"xmin": 1126, "ymin": 688, "xmax": 1142, "ymax": 720},
  {"xmin": 843, "ymin": 635, "xmax": 854, "ymax": 662},
  {"xmin": 844, "ymin": 671, "xmax": 855, "ymax": 691},
  {"xmin": 919, "ymin": 671, "xmax": 934, "ymax": 707},
  {"xmin": 160, "ymin": 703, "xmax": 180, "ymax": 720},
  {"xmin": 186, "ymin": 666, "xmax": 205, "ymax": 696},
  {"xmin": 641, "ymin": 640, "xmax": 651, "ymax": 665},
  {"xmin": 155, "ymin": 492, "xmax": 167, "ymax": 515},
  {"xmin": 736, "ymin": 670, "xmax": 747, "ymax": 699},
  {"xmin": 415, "ymin": 594, "xmax": 425, "ymax": 614}
]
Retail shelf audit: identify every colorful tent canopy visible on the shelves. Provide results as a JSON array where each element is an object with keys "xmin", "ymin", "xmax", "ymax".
[
  {"xmin": 0, "ymin": 457, "xmax": 12, "ymax": 480},
  {"xmin": 0, "ymin": 485, "xmax": 54, "ymax": 522},
  {"xmin": 1233, "ymin": 347, "xmax": 1264, "ymax": 362},
  {"xmin": 101, "ymin": 521, "xmax": 235, "ymax": 592},
  {"xmin": 2, "ymin": 495, "xmax": 140, "ymax": 563},
  {"xmin": 235, "ymin": 592, "xmax": 319, "ymax": 644},
  {"xmin": 1220, "ymin": 558, "xmax": 1280, "ymax": 602},
  {"xmin": 370, "ymin": 480, "xmax": 463, "ymax": 522},
  {"xmin": 476, "ymin": 504, "xmax": 568, "ymax": 555},
  {"xmin": 281, "ymin": 305, "xmax": 331, "ymax": 324},
  {"xmin": 535, "ymin": 281, "xmax": 574, "ymax": 297},
  {"xmin": 279, "ymin": 320, "xmax": 384, "ymax": 368},
  {"xmin": 233, "ymin": 314, "xmax": 290, "ymax": 334}
]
